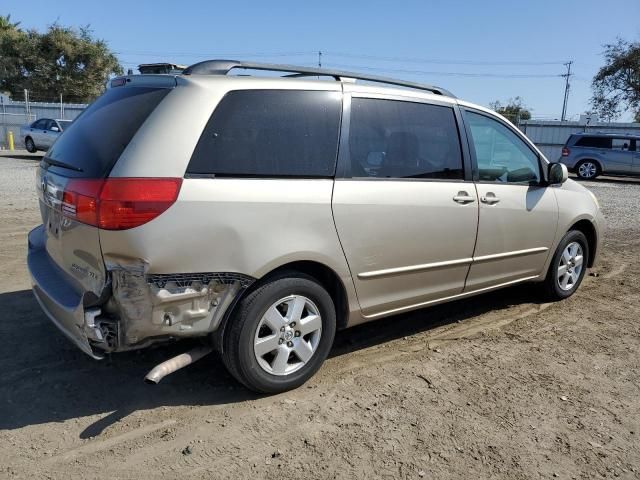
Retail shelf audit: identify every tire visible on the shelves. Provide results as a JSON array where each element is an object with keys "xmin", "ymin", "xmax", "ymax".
[
  {"xmin": 25, "ymin": 137, "xmax": 37, "ymax": 153},
  {"xmin": 542, "ymin": 230, "xmax": 589, "ymax": 300},
  {"xmin": 222, "ymin": 273, "xmax": 336, "ymax": 393},
  {"xmin": 576, "ymin": 160, "xmax": 600, "ymax": 180}
]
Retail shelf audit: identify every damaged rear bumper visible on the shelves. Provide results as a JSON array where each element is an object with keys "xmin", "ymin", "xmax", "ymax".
[
  {"xmin": 104, "ymin": 262, "xmax": 254, "ymax": 350},
  {"xmin": 28, "ymin": 225, "xmax": 104, "ymax": 359},
  {"xmin": 28, "ymin": 225, "xmax": 254, "ymax": 357}
]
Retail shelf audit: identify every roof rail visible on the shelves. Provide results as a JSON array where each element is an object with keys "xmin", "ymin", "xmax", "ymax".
[{"xmin": 182, "ymin": 59, "xmax": 455, "ymax": 98}]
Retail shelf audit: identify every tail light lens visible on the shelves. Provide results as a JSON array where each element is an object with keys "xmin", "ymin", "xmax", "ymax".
[
  {"xmin": 61, "ymin": 178, "xmax": 182, "ymax": 230},
  {"xmin": 561, "ymin": 147, "xmax": 570, "ymax": 157}
]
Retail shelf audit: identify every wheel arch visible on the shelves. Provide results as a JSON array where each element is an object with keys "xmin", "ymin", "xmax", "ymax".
[
  {"xmin": 212, "ymin": 259, "xmax": 350, "ymax": 353},
  {"xmin": 569, "ymin": 219, "xmax": 598, "ymax": 267}
]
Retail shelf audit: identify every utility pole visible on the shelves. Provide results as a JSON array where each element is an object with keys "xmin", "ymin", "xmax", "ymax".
[
  {"xmin": 561, "ymin": 61, "xmax": 573, "ymax": 122},
  {"xmin": 318, "ymin": 51, "xmax": 322, "ymax": 69},
  {"xmin": 24, "ymin": 89, "xmax": 30, "ymax": 123}
]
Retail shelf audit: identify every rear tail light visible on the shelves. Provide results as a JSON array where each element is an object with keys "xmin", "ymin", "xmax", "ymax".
[
  {"xmin": 561, "ymin": 147, "xmax": 570, "ymax": 157},
  {"xmin": 61, "ymin": 178, "xmax": 182, "ymax": 230}
]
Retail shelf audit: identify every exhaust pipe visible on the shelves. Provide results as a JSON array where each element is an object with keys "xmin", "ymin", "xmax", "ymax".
[{"xmin": 144, "ymin": 345, "xmax": 213, "ymax": 384}]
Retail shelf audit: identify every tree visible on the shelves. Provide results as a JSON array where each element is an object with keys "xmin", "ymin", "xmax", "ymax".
[
  {"xmin": 591, "ymin": 39, "xmax": 640, "ymax": 121},
  {"xmin": 0, "ymin": 14, "xmax": 20, "ymax": 31},
  {"xmin": 488, "ymin": 97, "xmax": 532, "ymax": 124},
  {"xmin": 0, "ymin": 17, "xmax": 122, "ymax": 103}
]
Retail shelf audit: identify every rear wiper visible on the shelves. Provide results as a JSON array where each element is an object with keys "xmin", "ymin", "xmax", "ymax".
[{"xmin": 43, "ymin": 157, "xmax": 84, "ymax": 172}]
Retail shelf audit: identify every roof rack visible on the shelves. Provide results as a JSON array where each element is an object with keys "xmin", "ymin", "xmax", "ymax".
[{"xmin": 182, "ymin": 59, "xmax": 455, "ymax": 98}]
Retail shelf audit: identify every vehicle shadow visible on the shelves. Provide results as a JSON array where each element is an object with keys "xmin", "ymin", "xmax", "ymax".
[
  {"xmin": 572, "ymin": 174, "xmax": 640, "ymax": 186},
  {"xmin": 0, "ymin": 154, "xmax": 44, "ymax": 161},
  {"xmin": 0, "ymin": 285, "xmax": 545, "ymax": 437}
]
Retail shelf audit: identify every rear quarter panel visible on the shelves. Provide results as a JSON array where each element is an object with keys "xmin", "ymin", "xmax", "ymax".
[{"xmin": 98, "ymin": 178, "xmax": 361, "ymax": 319}]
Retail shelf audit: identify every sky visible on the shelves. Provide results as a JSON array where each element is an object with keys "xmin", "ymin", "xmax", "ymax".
[{"xmin": 4, "ymin": 0, "xmax": 640, "ymax": 121}]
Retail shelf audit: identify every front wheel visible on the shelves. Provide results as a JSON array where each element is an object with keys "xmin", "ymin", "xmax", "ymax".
[
  {"xmin": 542, "ymin": 230, "xmax": 589, "ymax": 300},
  {"xmin": 222, "ymin": 273, "xmax": 336, "ymax": 393},
  {"xmin": 25, "ymin": 137, "xmax": 37, "ymax": 153},
  {"xmin": 576, "ymin": 160, "xmax": 599, "ymax": 180}
]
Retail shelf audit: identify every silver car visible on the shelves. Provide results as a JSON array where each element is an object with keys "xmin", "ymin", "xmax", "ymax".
[
  {"xmin": 20, "ymin": 118, "xmax": 72, "ymax": 153},
  {"xmin": 27, "ymin": 60, "xmax": 604, "ymax": 393},
  {"xmin": 560, "ymin": 132, "xmax": 640, "ymax": 179}
]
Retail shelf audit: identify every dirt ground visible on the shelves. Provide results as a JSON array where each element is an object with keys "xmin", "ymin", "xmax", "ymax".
[{"xmin": 0, "ymin": 152, "xmax": 638, "ymax": 480}]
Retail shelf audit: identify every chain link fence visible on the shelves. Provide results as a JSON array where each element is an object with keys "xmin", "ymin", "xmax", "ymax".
[
  {"xmin": 0, "ymin": 113, "xmax": 36, "ymax": 149},
  {"xmin": 0, "ymin": 97, "xmax": 87, "ymax": 150}
]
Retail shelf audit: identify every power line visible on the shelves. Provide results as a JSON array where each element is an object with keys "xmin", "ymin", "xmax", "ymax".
[
  {"xmin": 322, "ymin": 63, "xmax": 562, "ymax": 79},
  {"xmin": 114, "ymin": 49, "xmax": 567, "ymax": 66},
  {"xmin": 323, "ymin": 51, "xmax": 567, "ymax": 66},
  {"xmin": 114, "ymin": 50, "xmax": 315, "ymax": 58}
]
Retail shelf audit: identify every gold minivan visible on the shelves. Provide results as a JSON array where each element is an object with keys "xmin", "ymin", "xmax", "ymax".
[{"xmin": 28, "ymin": 60, "xmax": 603, "ymax": 393}]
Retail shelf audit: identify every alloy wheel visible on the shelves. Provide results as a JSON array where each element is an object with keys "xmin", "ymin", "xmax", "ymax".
[
  {"xmin": 578, "ymin": 162, "xmax": 597, "ymax": 179},
  {"xmin": 253, "ymin": 295, "xmax": 322, "ymax": 376},
  {"xmin": 557, "ymin": 241, "xmax": 584, "ymax": 291}
]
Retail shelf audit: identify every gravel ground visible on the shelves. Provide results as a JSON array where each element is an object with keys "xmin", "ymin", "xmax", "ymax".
[{"xmin": 0, "ymin": 152, "xmax": 638, "ymax": 480}]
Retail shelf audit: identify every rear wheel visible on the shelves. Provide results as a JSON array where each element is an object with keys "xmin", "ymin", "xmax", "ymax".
[
  {"xmin": 576, "ymin": 160, "xmax": 599, "ymax": 180},
  {"xmin": 25, "ymin": 137, "xmax": 37, "ymax": 153},
  {"xmin": 222, "ymin": 273, "xmax": 336, "ymax": 393},
  {"xmin": 542, "ymin": 230, "xmax": 589, "ymax": 300}
]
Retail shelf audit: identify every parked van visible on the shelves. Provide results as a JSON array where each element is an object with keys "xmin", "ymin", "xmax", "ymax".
[{"xmin": 28, "ymin": 60, "xmax": 603, "ymax": 393}]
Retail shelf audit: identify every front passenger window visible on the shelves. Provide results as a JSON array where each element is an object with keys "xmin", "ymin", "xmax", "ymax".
[{"xmin": 466, "ymin": 111, "xmax": 541, "ymax": 184}]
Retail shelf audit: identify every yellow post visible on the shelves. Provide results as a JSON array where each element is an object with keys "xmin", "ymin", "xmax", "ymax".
[{"xmin": 7, "ymin": 131, "xmax": 14, "ymax": 151}]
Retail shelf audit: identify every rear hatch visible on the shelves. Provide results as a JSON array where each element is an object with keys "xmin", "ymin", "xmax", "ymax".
[{"xmin": 36, "ymin": 80, "xmax": 173, "ymax": 299}]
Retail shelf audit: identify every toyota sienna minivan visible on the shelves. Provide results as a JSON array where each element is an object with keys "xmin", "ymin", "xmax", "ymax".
[{"xmin": 28, "ymin": 60, "xmax": 604, "ymax": 393}]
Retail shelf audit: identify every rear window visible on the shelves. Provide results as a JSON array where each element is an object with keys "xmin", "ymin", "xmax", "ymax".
[
  {"xmin": 575, "ymin": 136, "xmax": 612, "ymax": 149},
  {"xmin": 187, "ymin": 90, "xmax": 342, "ymax": 177},
  {"xmin": 44, "ymin": 86, "xmax": 171, "ymax": 178}
]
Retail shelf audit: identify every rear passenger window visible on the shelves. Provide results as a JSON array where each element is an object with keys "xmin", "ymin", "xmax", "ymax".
[
  {"xmin": 611, "ymin": 138, "xmax": 630, "ymax": 151},
  {"xmin": 348, "ymin": 98, "xmax": 463, "ymax": 179},
  {"xmin": 575, "ymin": 137, "xmax": 612, "ymax": 149},
  {"xmin": 187, "ymin": 90, "xmax": 341, "ymax": 177}
]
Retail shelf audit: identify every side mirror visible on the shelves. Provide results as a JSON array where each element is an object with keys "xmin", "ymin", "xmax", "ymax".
[
  {"xmin": 548, "ymin": 162, "xmax": 568, "ymax": 185},
  {"xmin": 50, "ymin": 126, "xmax": 60, "ymax": 132}
]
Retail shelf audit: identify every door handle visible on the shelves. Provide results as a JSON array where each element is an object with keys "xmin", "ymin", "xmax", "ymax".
[
  {"xmin": 453, "ymin": 191, "xmax": 476, "ymax": 204},
  {"xmin": 480, "ymin": 193, "xmax": 500, "ymax": 205}
]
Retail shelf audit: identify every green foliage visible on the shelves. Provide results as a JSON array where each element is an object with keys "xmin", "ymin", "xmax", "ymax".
[
  {"xmin": 591, "ymin": 39, "xmax": 640, "ymax": 121},
  {"xmin": 0, "ymin": 16, "xmax": 122, "ymax": 102},
  {"xmin": 0, "ymin": 14, "xmax": 20, "ymax": 30},
  {"xmin": 488, "ymin": 97, "xmax": 532, "ymax": 124}
]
